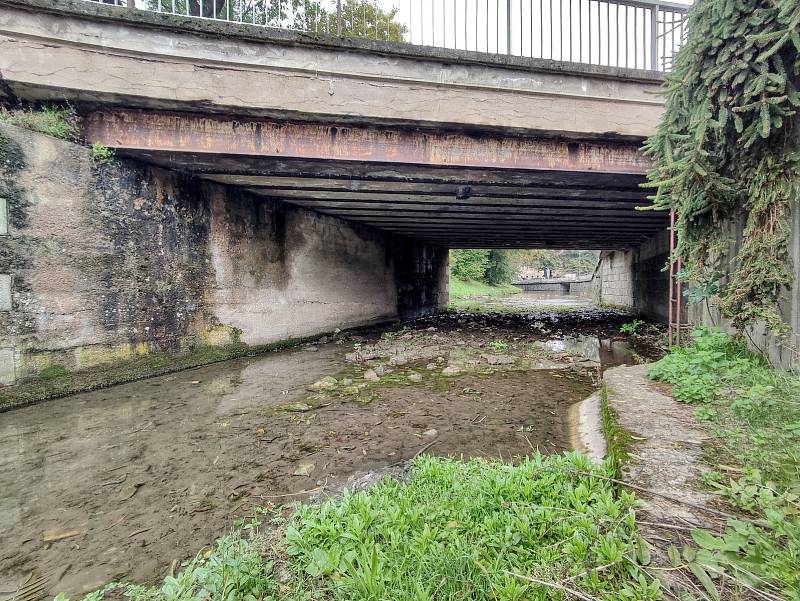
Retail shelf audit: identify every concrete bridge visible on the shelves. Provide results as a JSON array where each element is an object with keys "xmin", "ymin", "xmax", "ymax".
[
  {"xmin": 0, "ymin": 0, "xmax": 675, "ymax": 249},
  {"xmin": 0, "ymin": 0, "xmax": 685, "ymax": 384},
  {"xmin": 514, "ymin": 277, "xmax": 594, "ymax": 294}
]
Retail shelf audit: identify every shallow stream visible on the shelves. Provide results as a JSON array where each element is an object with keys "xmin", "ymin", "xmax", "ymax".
[{"xmin": 0, "ymin": 295, "xmax": 661, "ymax": 597}]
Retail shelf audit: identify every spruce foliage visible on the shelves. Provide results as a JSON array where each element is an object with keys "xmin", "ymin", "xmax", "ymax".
[{"xmin": 644, "ymin": 0, "xmax": 800, "ymax": 333}]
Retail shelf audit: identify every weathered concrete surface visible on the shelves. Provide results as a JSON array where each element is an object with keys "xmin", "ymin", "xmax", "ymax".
[
  {"xmin": 689, "ymin": 209, "xmax": 800, "ymax": 368},
  {"xmin": 0, "ymin": 123, "xmax": 447, "ymax": 385},
  {"xmin": 0, "ymin": 0, "xmax": 664, "ymax": 139},
  {"xmin": 571, "ymin": 231, "xmax": 671, "ymax": 321},
  {"xmin": 604, "ymin": 364, "xmax": 715, "ymax": 524}
]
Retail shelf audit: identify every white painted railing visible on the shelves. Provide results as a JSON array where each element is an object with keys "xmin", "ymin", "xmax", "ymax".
[{"xmin": 85, "ymin": 0, "xmax": 689, "ymax": 71}]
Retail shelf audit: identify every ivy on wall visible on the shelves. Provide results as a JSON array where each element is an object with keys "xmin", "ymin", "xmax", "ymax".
[{"xmin": 644, "ymin": 0, "xmax": 800, "ymax": 334}]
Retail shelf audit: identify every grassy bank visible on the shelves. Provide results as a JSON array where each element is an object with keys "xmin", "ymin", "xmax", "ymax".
[
  {"xmin": 648, "ymin": 328, "xmax": 800, "ymax": 598},
  {"xmin": 56, "ymin": 453, "xmax": 670, "ymax": 601},
  {"xmin": 449, "ymin": 278, "xmax": 521, "ymax": 299},
  {"xmin": 449, "ymin": 278, "xmax": 521, "ymax": 311}
]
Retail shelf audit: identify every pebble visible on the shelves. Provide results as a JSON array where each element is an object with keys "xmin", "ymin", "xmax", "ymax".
[
  {"xmin": 480, "ymin": 354, "xmax": 515, "ymax": 365},
  {"xmin": 408, "ymin": 373, "xmax": 423, "ymax": 383},
  {"xmin": 442, "ymin": 366, "xmax": 461, "ymax": 376},
  {"xmin": 309, "ymin": 376, "xmax": 338, "ymax": 390},
  {"xmin": 423, "ymin": 428, "xmax": 438, "ymax": 437},
  {"xmin": 364, "ymin": 369, "xmax": 379, "ymax": 382},
  {"xmin": 293, "ymin": 462, "xmax": 315, "ymax": 477}
]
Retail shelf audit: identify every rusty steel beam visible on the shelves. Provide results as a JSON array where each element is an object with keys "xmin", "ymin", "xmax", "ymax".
[{"xmin": 84, "ymin": 110, "xmax": 651, "ymax": 175}]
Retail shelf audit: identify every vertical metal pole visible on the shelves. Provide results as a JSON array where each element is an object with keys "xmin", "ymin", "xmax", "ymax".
[
  {"xmin": 633, "ymin": 6, "xmax": 639, "ymax": 69},
  {"xmin": 649, "ymin": 4, "xmax": 658, "ymax": 70},
  {"xmin": 569, "ymin": 0, "xmax": 573, "ymax": 62},
  {"xmin": 668, "ymin": 209, "xmax": 675, "ymax": 346},
  {"xmin": 605, "ymin": 2, "xmax": 609, "ymax": 65},
  {"xmin": 336, "ymin": 0, "xmax": 342, "ymax": 35},
  {"xmin": 676, "ymin": 253, "xmax": 683, "ymax": 345},
  {"xmin": 588, "ymin": 0, "xmax": 592, "ymax": 63},
  {"xmin": 578, "ymin": 0, "xmax": 582, "ymax": 62},
  {"xmin": 506, "ymin": 0, "xmax": 512, "ymax": 54},
  {"xmin": 540, "ymin": 0, "xmax": 543, "ymax": 58}
]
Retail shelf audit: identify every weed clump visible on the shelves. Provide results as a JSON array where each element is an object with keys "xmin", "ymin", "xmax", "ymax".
[
  {"xmin": 285, "ymin": 454, "xmax": 652, "ymax": 600},
  {"xmin": 91, "ymin": 143, "xmax": 114, "ymax": 163},
  {"xmin": 648, "ymin": 327, "xmax": 800, "ymax": 597},
  {"xmin": 0, "ymin": 106, "xmax": 79, "ymax": 141}
]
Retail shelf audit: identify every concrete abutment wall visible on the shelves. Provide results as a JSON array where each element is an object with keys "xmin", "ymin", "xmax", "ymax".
[
  {"xmin": 570, "ymin": 231, "xmax": 671, "ymax": 322},
  {"xmin": 590, "ymin": 219, "xmax": 800, "ymax": 368},
  {"xmin": 0, "ymin": 124, "xmax": 447, "ymax": 387}
]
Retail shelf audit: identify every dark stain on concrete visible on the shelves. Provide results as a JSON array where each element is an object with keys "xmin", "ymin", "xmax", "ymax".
[
  {"xmin": 91, "ymin": 160, "xmax": 214, "ymax": 351},
  {"xmin": 0, "ymin": 130, "xmax": 29, "ymax": 230}
]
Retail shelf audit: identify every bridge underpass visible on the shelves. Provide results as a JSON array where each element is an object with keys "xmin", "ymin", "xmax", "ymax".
[
  {"xmin": 83, "ymin": 109, "xmax": 668, "ymax": 250},
  {"xmin": 0, "ymin": 0, "xmax": 678, "ymax": 388}
]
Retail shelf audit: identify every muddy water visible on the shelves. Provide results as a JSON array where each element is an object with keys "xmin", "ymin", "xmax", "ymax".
[{"xmin": 0, "ymin": 299, "xmax": 651, "ymax": 598}]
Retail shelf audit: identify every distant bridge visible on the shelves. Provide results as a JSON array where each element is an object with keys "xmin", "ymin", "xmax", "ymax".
[{"xmin": 514, "ymin": 277, "xmax": 593, "ymax": 293}]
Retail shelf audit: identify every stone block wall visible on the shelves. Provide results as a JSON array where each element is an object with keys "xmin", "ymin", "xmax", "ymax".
[
  {"xmin": 597, "ymin": 250, "xmax": 636, "ymax": 308},
  {"xmin": 0, "ymin": 124, "xmax": 447, "ymax": 385},
  {"xmin": 571, "ymin": 231, "xmax": 671, "ymax": 322}
]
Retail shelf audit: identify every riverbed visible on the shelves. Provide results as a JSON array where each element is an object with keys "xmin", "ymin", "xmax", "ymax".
[{"xmin": 0, "ymin": 295, "xmax": 663, "ymax": 598}]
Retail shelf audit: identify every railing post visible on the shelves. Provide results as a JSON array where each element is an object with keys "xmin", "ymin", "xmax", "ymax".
[
  {"xmin": 506, "ymin": 0, "xmax": 512, "ymax": 54},
  {"xmin": 336, "ymin": 0, "xmax": 342, "ymax": 36},
  {"xmin": 649, "ymin": 4, "xmax": 659, "ymax": 70}
]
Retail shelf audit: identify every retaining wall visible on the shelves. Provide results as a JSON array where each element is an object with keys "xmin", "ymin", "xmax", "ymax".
[{"xmin": 0, "ymin": 123, "xmax": 447, "ymax": 386}]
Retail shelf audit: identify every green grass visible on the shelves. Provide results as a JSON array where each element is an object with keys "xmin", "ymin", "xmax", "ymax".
[
  {"xmin": 91, "ymin": 142, "xmax": 114, "ymax": 163},
  {"xmin": 648, "ymin": 327, "xmax": 800, "ymax": 598},
  {"xmin": 449, "ymin": 277, "xmax": 521, "ymax": 300},
  {"xmin": 57, "ymin": 454, "xmax": 669, "ymax": 601},
  {"xmin": 0, "ymin": 106, "xmax": 79, "ymax": 141},
  {"xmin": 599, "ymin": 384, "xmax": 632, "ymax": 477}
]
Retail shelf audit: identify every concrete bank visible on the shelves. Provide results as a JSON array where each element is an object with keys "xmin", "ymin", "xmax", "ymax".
[
  {"xmin": 566, "ymin": 231, "xmax": 673, "ymax": 323},
  {"xmin": 0, "ymin": 123, "xmax": 447, "ymax": 393}
]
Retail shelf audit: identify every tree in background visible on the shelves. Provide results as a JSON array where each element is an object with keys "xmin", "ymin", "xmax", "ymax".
[
  {"xmin": 506, "ymin": 249, "xmax": 597, "ymax": 278},
  {"xmin": 450, "ymin": 249, "xmax": 489, "ymax": 281},
  {"xmin": 451, "ymin": 249, "xmax": 599, "ymax": 283},
  {"xmin": 562, "ymin": 251, "xmax": 598, "ymax": 276},
  {"xmin": 484, "ymin": 250, "xmax": 514, "ymax": 285},
  {"xmin": 146, "ymin": 0, "xmax": 407, "ymax": 41}
]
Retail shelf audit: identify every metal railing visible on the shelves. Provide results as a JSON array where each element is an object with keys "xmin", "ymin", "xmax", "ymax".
[{"xmin": 86, "ymin": 0, "xmax": 689, "ymax": 71}]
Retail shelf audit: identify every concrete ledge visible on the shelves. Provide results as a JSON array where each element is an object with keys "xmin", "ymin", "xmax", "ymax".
[
  {"xmin": 0, "ymin": 0, "xmax": 665, "ymax": 138},
  {"xmin": 0, "ymin": 0, "xmax": 667, "ymax": 84}
]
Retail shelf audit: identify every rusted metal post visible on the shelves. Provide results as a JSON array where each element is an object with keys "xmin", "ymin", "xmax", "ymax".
[
  {"xmin": 676, "ymin": 253, "xmax": 683, "ymax": 345},
  {"xmin": 668, "ymin": 209, "xmax": 675, "ymax": 346},
  {"xmin": 336, "ymin": 0, "xmax": 342, "ymax": 36}
]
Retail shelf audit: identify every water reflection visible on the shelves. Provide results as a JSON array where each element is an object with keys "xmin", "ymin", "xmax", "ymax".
[{"xmin": 544, "ymin": 335, "xmax": 634, "ymax": 369}]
